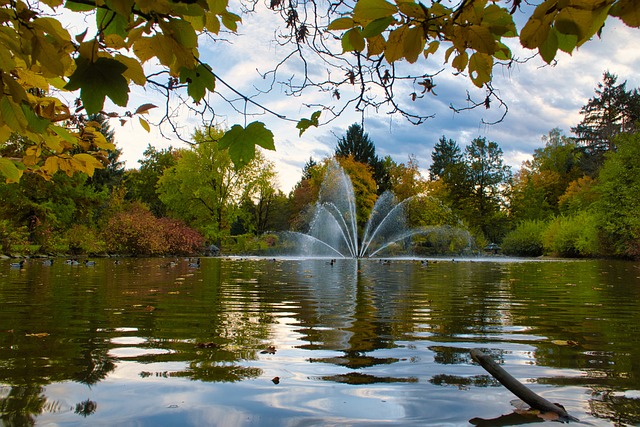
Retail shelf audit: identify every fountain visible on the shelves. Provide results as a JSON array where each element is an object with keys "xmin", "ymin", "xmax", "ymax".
[{"xmin": 281, "ymin": 161, "xmax": 431, "ymax": 258}]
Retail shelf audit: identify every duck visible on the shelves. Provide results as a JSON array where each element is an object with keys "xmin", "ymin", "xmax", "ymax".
[
  {"xmin": 188, "ymin": 258, "xmax": 201, "ymax": 268},
  {"xmin": 84, "ymin": 260, "xmax": 96, "ymax": 267},
  {"xmin": 10, "ymin": 259, "xmax": 26, "ymax": 269},
  {"xmin": 113, "ymin": 259, "xmax": 121, "ymax": 265},
  {"xmin": 65, "ymin": 258, "xmax": 80, "ymax": 266},
  {"xmin": 42, "ymin": 259, "xmax": 54, "ymax": 266}
]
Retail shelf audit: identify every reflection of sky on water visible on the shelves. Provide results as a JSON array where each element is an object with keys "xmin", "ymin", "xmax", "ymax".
[{"xmin": 2, "ymin": 258, "xmax": 640, "ymax": 425}]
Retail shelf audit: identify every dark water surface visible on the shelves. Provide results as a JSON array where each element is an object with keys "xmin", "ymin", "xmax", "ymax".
[{"xmin": 1, "ymin": 257, "xmax": 640, "ymax": 426}]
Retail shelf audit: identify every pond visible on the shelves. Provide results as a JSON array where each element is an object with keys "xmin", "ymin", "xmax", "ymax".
[{"xmin": 1, "ymin": 257, "xmax": 639, "ymax": 426}]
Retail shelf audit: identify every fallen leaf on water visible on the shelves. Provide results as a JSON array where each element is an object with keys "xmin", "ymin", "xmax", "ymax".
[
  {"xmin": 272, "ymin": 376, "xmax": 280, "ymax": 384},
  {"xmin": 26, "ymin": 332, "xmax": 49, "ymax": 338}
]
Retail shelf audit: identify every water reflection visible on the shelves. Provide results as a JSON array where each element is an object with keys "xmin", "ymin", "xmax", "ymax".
[{"xmin": 1, "ymin": 257, "xmax": 640, "ymax": 425}]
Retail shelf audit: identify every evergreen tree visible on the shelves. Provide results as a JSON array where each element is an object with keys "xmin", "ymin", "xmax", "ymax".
[
  {"xmin": 429, "ymin": 136, "xmax": 463, "ymax": 181},
  {"xmin": 87, "ymin": 114, "xmax": 125, "ymax": 191},
  {"xmin": 335, "ymin": 123, "xmax": 388, "ymax": 194},
  {"xmin": 572, "ymin": 72, "xmax": 640, "ymax": 173}
]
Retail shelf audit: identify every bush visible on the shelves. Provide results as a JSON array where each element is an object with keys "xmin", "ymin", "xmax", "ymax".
[
  {"xmin": 104, "ymin": 203, "xmax": 204, "ymax": 256},
  {"xmin": 501, "ymin": 220, "xmax": 546, "ymax": 257},
  {"xmin": 104, "ymin": 203, "xmax": 169, "ymax": 255},
  {"xmin": 159, "ymin": 217, "xmax": 205, "ymax": 255},
  {"xmin": 66, "ymin": 224, "xmax": 107, "ymax": 255},
  {"xmin": 0, "ymin": 220, "xmax": 30, "ymax": 254},
  {"xmin": 543, "ymin": 212, "xmax": 599, "ymax": 257}
]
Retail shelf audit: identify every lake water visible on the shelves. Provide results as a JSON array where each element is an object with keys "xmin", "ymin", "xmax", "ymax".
[{"xmin": 1, "ymin": 257, "xmax": 639, "ymax": 426}]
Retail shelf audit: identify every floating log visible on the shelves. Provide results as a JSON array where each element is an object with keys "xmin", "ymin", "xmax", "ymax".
[{"xmin": 470, "ymin": 349, "xmax": 579, "ymax": 422}]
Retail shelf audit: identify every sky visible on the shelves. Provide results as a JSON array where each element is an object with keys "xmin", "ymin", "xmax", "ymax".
[{"xmin": 102, "ymin": 4, "xmax": 640, "ymax": 193}]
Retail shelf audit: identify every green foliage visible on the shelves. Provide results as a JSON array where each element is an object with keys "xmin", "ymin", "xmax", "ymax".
[
  {"xmin": 412, "ymin": 225, "xmax": 473, "ymax": 256},
  {"xmin": 66, "ymin": 224, "xmax": 107, "ymax": 255},
  {"xmin": 501, "ymin": 220, "xmax": 547, "ymax": 257},
  {"xmin": 0, "ymin": 220, "xmax": 29, "ymax": 254},
  {"xmin": 594, "ymin": 132, "xmax": 640, "ymax": 258},
  {"xmin": 158, "ymin": 127, "xmax": 278, "ymax": 243},
  {"xmin": 543, "ymin": 212, "xmax": 599, "ymax": 257}
]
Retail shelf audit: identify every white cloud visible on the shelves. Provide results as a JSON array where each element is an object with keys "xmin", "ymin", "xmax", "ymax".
[{"xmin": 102, "ymin": 7, "xmax": 640, "ymax": 193}]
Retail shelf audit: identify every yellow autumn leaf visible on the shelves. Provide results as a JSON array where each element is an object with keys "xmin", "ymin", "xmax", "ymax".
[
  {"xmin": 610, "ymin": 0, "xmax": 640, "ymax": 27},
  {"xmin": 74, "ymin": 153, "xmax": 104, "ymax": 176},
  {"xmin": 43, "ymin": 156, "xmax": 60, "ymax": 175},
  {"xmin": 116, "ymin": 54, "xmax": 147, "ymax": 85},
  {"xmin": 384, "ymin": 26, "xmax": 408, "ymax": 63},
  {"xmin": 328, "ymin": 17, "xmax": 356, "ymax": 30},
  {"xmin": 403, "ymin": 26, "xmax": 424, "ymax": 63},
  {"xmin": 139, "ymin": 116, "xmax": 151, "ymax": 132},
  {"xmin": 367, "ymin": 35, "xmax": 386, "ymax": 57},
  {"xmin": 451, "ymin": 51, "xmax": 469, "ymax": 72}
]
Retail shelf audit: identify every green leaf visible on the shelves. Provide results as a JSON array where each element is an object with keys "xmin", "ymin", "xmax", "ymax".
[
  {"xmin": 348, "ymin": 28, "xmax": 365, "ymax": 52},
  {"xmin": 466, "ymin": 25, "xmax": 497, "ymax": 54},
  {"xmin": 0, "ymin": 157, "xmax": 22, "ymax": 183},
  {"xmin": 22, "ymin": 104, "xmax": 50, "ymax": 133},
  {"xmin": 64, "ymin": 57, "xmax": 129, "ymax": 114},
  {"xmin": 610, "ymin": 0, "xmax": 640, "ymax": 27},
  {"xmin": 361, "ymin": 16, "xmax": 394, "ymax": 38},
  {"xmin": 468, "ymin": 52, "xmax": 492, "ymax": 88},
  {"xmin": 96, "ymin": 8, "xmax": 129, "ymax": 38},
  {"xmin": 179, "ymin": 63, "xmax": 216, "ymax": 102},
  {"xmin": 556, "ymin": 31, "xmax": 578, "ymax": 53},
  {"xmin": 51, "ymin": 125, "xmax": 77, "ymax": 143},
  {"xmin": 328, "ymin": 17, "xmax": 355, "ymax": 31},
  {"xmin": 296, "ymin": 110, "xmax": 321, "ymax": 136},
  {"xmin": 163, "ymin": 18, "xmax": 198, "ymax": 49},
  {"xmin": 539, "ymin": 28, "xmax": 558, "ymax": 64},
  {"xmin": 65, "ymin": 1, "xmax": 96, "ymax": 11},
  {"xmin": 353, "ymin": 0, "xmax": 397, "ymax": 23},
  {"xmin": 342, "ymin": 28, "xmax": 365, "ymax": 52},
  {"xmin": 555, "ymin": 6, "xmax": 593, "ymax": 40},
  {"xmin": 0, "ymin": 96, "xmax": 28, "ymax": 131},
  {"xmin": 218, "ymin": 121, "xmax": 274, "ymax": 169}
]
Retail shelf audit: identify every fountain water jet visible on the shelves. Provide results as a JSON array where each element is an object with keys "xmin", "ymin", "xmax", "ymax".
[{"xmin": 283, "ymin": 161, "xmax": 428, "ymax": 258}]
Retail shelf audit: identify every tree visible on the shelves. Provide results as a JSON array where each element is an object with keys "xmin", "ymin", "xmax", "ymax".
[
  {"xmin": 429, "ymin": 136, "xmax": 464, "ymax": 181},
  {"xmin": 1, "ymin": 0, "xmax": 638, "ymax": 183},
  {"xmin": 463, "ymin": 137, "xmax": 511, "ymax": 240},
  {"xmin": 509, "ymin": 129, "xmax": 583, "ymax": 221},
  {"xmin": 335, "ymin": 123, "xmax": 387, "ymax": 193},
  {"xmin": 384, "ymin": 155, "xmax": 428, "ymax": 201},
  {"xmin": 124, "ymin": 145, "xmax": 177, "ymax": 217},
  {"xmin": 86, "ymin": 114, "xmax": 125, "ymax": 191},
  {"xmin": 157, "ymin": 127, "xmax": 277, "ymax": 244},
  {"xmin": 594, "ymin": 132, "xmax": 640, "ymax": 258},
  {"xmin": 572, "ymin": 72, "xmax": 640, "ymax": 172}
]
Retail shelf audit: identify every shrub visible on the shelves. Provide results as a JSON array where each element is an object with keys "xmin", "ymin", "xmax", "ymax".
[
  {"xmin": 104, "ymin": 203, "xmax": 168, "ymax": 255},
  {"xmin": 543, "ymin": 212, "xmax": 599, "ymax": 257},
  {"xmin": 66, "ymin": 224, "xmax": 107, "ymax": 255},
  {"xmin": 158, "ymin": 217, "xmax": 205, "ymax": 255},
  {"xmin": 104, "ymin": 204, "xmax": 205, "ymax": 256},
  {"xmin": 501, "ymin": 220, "xmax": 546, "ymax": 257},
  {"xmin": 0, "ymin": 220, "xmax": 29, "ymax": 254}
]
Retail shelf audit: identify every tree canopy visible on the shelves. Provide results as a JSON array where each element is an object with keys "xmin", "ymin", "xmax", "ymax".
[{"xmin": 1, "ymin": 0, "xmax": 639, "ymax": 183}]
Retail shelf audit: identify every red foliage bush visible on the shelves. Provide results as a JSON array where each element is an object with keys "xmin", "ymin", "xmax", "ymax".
[
  {"xmin": 105, "ymin": 203, "xmax": 204, "ymax": 255},
  {"xmin": 158, "ymin": 217, "xmax": 205, "ymax": 255}
]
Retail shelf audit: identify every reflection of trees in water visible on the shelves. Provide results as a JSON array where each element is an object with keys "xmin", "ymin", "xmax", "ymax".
[
  {"xmin": 588, "ymin": 391, "xmax": 640, "ymax": 426},
  {"xmin": 0, "ymin": 385, "xmax": 49, "ymax": 426},
  {"xmin": 74, "ymin": 399, "xmax": 97, "ymax": 417}
]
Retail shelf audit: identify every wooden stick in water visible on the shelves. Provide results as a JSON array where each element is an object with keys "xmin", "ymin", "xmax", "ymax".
[{"xmin": 470, "ymin": 349, "xmax": 579, "ymax": 422}]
